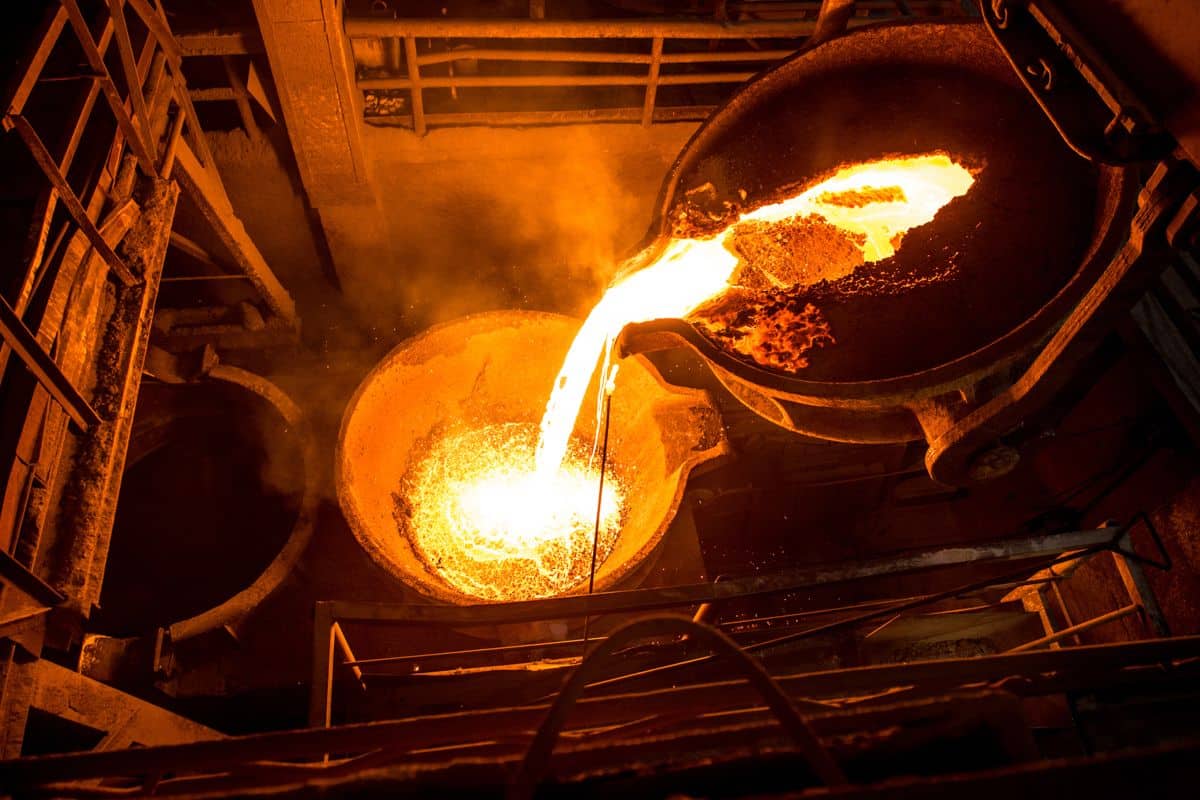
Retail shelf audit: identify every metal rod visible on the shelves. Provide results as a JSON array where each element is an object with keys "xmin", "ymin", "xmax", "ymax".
[
  {"xmin": 1111, "ymin": 537, "xmax": 1172, "ymax": 638},
  {"xmin": 104, "ymin": 0, "xmax": 154, "ymax": 155},
  {"xmin": 189, "ymin": 88, "xmax": 240, "ymax": 102},
  {"xmin": 403, "ymin": 36, "xmax": 426, "ymax": 136},
  {"xmin": 641, "ymin": 37, "xmax": 663, "ymax": 127},
  {"xmin": 5, "ymin": 115, "xmax": 138, "ymax": 287},
  {"xmin": 60, "ymin": 0, "xmax": 157, "ymax": 175},
  {"xmin": 582, "ymin": 543, "xmax": 1118, "ymax": 694},
  {"xmin": 320, "ymin": 528, "xmax": 1122, "ymax": 628},
  {"xmin": 170, "ymin": 71, "xmax": 214, "ymax": 168},
  {"xmin": 123, "ymin": 0, "xmax": 183, "ymax": 67},
  {"xmin": 1051, "ymin": 581, "xmax": 1084, "ymax": 646},
  {"xmin": 582, "ymin": 391, "xmax": 614, "ymax": 649},
  {"xmin": 368, "ymin": 105, "xmax": 718, "ymax": 127},
  {"xmin": 6, "ymin": 635, "xmax": 1200, "ymax": 787},
  {"xmin": 345, "ymin": 18, "xmax": 828, "ymax": 40},
  {"xmin": 413, "ymin": 47, "xmax": 796, "ymax": 67},
  {"xmin": 4, "ymin": 5, "xmax": 69, "ymax": 116},
  {"xmin": 331, "ymin": 623, "xmax": 365, "ymax": 689},
  {"xmin": 0, "ymin": 295, "xmax": 101, "ymax": 432},
  {"xmin": 348, "ymin": 635, "xmax": 609, "ymax": 668},
  {"xmin": 309, "ymin": 604, "xmax": 335, "ymax": 728},
  {"xmin": 1007, "ymin": 604, "xmax": 1141, "ymax": 653},
  {"xmin": 358, "ymin": 71, "xmax": 756, "ymax": 90},
  {"xmin": 160, "ymin": 274, "xmax": 254, "ymax": 283},
  {"xmin": 222, "ymin": 56, "xmax": 260, "ymax": 139},
  {"xmin": 159, "ymin": 106, "xmax": 186, "ymax": 179},
  {"xmin": 348, "ymin": 592, "xmax": 1032, "ymax": 670}
]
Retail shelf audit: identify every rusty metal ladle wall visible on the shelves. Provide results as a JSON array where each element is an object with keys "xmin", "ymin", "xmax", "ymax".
[
  {"xmin": 616, "ymin": 19, "xmax": 1148, "ymax": 486},
  {"xmin": 337, "ymin": 311, "xmax": 729, "ymax": 605}
]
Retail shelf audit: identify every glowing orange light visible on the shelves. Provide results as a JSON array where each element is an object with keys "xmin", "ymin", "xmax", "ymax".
[{"xmin": 411, "ymin": 153, "xmax": 977, "ymax": 601}]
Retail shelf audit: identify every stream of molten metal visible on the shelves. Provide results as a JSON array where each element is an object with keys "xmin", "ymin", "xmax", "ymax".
[
  {"xmin": 534, "ymin": 153, "xmax": 977, "ymax": 477},
  {"xmin": 414, "ymin": 153, "xmax": 977, "ymax": 601}
]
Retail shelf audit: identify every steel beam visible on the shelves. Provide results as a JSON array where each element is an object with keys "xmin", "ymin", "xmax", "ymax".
[
  {"xmin": 0, "ymin": 295, "xmax": 101, "ymax": 432},
  {"xmin": 2, "ymin": 634, "xmax": 1200, "ymax": 787},
  {"xmin": 345, "ymin": 17, "xmax": 831, "ymax": 39},
  {"xmin": 323, "ymin": 528, "xmax": 1121, "ymax": 628}
]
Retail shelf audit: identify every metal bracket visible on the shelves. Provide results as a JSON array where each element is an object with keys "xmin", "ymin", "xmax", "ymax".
[
  {"xmin": 926, "ymin": 159, "xmax": 1200, "ymax": 484},
  {"xmin": 981, "ymin": 0, "xmax": 1173, "ymax": 164},
  {"xmin": 1109, "ymin": 511, "xmax": 1172, "ymax": 572}
]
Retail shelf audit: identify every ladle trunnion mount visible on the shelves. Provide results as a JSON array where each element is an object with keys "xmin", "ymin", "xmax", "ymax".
[{"xmin": 616, "ymin": 12, "xmax": 1200, "ymax": 487}]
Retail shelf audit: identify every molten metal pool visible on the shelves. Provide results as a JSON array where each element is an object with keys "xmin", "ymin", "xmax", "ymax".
[
  {"xmin": 405, "ymin": 423, "xmax": 624, "ymax": 601},
  {"xmin": 336, "ymin": 312, "xmax": 727, "ymax": 605}
]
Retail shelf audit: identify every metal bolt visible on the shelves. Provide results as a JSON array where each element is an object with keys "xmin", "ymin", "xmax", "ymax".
[{"xmin": 967, "ymin": 443, "xmax": 1020, "ymax": 482}]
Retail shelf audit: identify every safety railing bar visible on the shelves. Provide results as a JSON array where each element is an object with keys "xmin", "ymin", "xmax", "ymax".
[
  {"xmin": 3, "ymin": 5, "xmax": 69, "ymax": 117},
  {"xmin": 60, "ymin": 0, "xmax": 157, "ymax": 175},
  {"xmin": 642, "ymin": 36, "xmax": 664, "ymax": 126},
  {"xmin": 403, "ymin": 36, "xmax": 426, "ymax": 136},
  {"xmin": 411, "ymin": 47, "xmax": 797, "ymax": 67},
  {"xmin": 345, "ymin": 17, "xmax": 836, "ymax": 40},
  {"xmin": 0, "ymin": 294, "xmax": 101, "ymax": 432},
  {"xmin": 360, "ymin": 70, "xmax": 757, "ymax": 90},
  {"xmin": 104, "ymin": 0, "xmax": 155, "ymax": 156},
  {"xmin": 5, "ymin": 115, "xmax": 139, "ymax": 287}
]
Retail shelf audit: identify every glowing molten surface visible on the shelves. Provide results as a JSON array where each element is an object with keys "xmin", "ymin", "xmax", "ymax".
[
  {"xmin": 408, "ymin": 423, "xmax": 624, "ymax": 601},
  {"xmin": 786, "ymin": 153, "xmax": 977, "ymax": 261},
  {"xmin": 412, "ymin": 153, "xmax": 975, "ymax": 601}
]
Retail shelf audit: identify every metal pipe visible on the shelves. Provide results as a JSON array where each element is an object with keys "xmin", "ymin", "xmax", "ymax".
[
  {"xmin": 4, "ymin": 115, "xmax": 138, "ymax": 286},
  {"xmin": 403, "ymin": 36, "xmax": 425, "ymax": 136},
  {"xmin": 7, "ymin": 635, "xmax": 1200, "ymax": 788},
  {"xmin": 0, "ymin": 296, "xmax": 101, "ymax": 431},
  {"xmin": 345, "ymin": 17, "xmax": 827, "ymax": 40},
  {"xmin": 1007, "ymin": 603, "xmax": 1141, "ymax": 653},
  {"xmin": 642, "ymin": 37, "xmax": 664, "ymax": 126},
  {"xmin": 369, "ymin": 105, "xmax": 716, "ymax": 127},
  {"xmin": 413, "ymin": 47, "xmax": 796, "ymax": 67},
  {"xmin": 331, "ymin": 623, "xmax": 365, "ymax": 689},
  {"xmin": 358, "ymin": 70, "xmax": 756, "ymax": 90},
  {"xmin": 582, "ymin": 544, "xmax": 1118, "ymax": 694},
  {"xmin": 319, "ymin": 528, "xmax": 1123, "ymax": 628}
]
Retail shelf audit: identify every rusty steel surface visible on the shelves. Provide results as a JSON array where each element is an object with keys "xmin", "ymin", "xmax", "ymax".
[
  {"xmin": 336, "ymin": 311, "xmax": 730, "ymax": 605},
  {"xmin": 627, "ymin": 20, "xmax": 1134, "ymax": 398},
  {"xmin": 925, "ymin": 159, "xmax": 1199, "ymax": 483}
]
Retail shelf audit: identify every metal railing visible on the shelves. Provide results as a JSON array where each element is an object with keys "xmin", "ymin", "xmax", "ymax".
[
  {"xmin": 0, "ymin": 0, "xmax": 203, "ymax": 582},
  {"xmin": 343, "ymin": 2, "xmax": 974, "ymax": 134},
  {"xmin": 308, "ymin": 519, "xmax": 1171, "ymax": 728}
]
